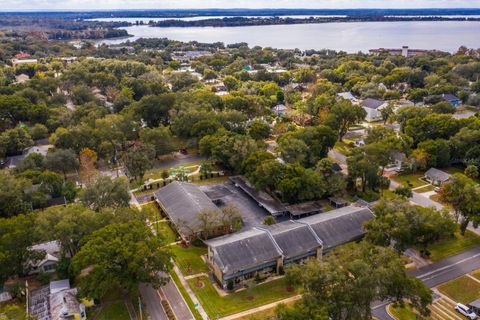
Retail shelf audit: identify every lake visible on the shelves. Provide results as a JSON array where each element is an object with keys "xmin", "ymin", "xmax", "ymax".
[{"xmin": 97, "ymin": 21, "xmax": 480, "ymax": 53}]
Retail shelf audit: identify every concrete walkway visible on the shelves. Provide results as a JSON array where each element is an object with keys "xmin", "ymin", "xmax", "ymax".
[
  {"xmin": 172, "ymin": 263, "xmax": 208, "ymax": 320},
  {"xmin": 219, "ymin": 295, "xmax": 302, "ymax": 320}
]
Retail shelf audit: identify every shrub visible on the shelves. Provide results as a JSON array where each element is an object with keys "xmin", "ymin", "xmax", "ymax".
[
  {"xmin": 263, "ymin": 216, "xmax": 276, "ymax": 225},
  {"xmin": 227, "ymin": 279, "xmax": 234, "ymax": 291},
  {"xmin": 36, "ymin": 272, "xmax": 50, "ymax": 285}
]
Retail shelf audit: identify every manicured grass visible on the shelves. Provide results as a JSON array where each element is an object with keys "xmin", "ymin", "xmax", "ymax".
[
  {"xmin": 144, "ymin": 161, "xmax": 204, "ymax": 181},
  {"xmin": 444, "ymin": 167, "xmax": 480, "ymax": 185},
  {"xmin": 471, "ymin": 269, "xmax": 480, "ymax": 281},
  {"xmin": 192, "ymin": 176, "xmax": 230, "ymax": 185},
  {"xmin": 187, "ymin": 276, "xmax": 298, "ymax": 318},
  {"xmin": 334, "ymin": 141, "xmax": 352, "ymax": 156},
  {"xmin": 141, "ymin": 202, "xmax": 164, "ymax": 222},
  {"xmin": 169, "ymin": 271, "xmax": 203, "ymax": 320},
  {"xmin": 388, "ymin": 303, "xmax": 418, "ymax": 320},
  {"xmin": 0, "ymin": 302, "xmax": 26, "ymax": 319},
  {"xmin": 428, "ymin": 230, "xmax": 480, "ymax": 261},
  {"xmin": 94, "ymin": 302, "xmax": 130, "ymax": 320},
  {"xmin": 414, "ymin": 185, "xmax": 435, "ymax": 193},
  {"xmin": 235, "ymin": 300, "xmax": 296, "ymax": 320},
  {"xmin": 153, "ymin": 221, "xmax": 178, "ymax": 244},
  {"xmin": 170, "ymin": 245, "xmax": 209, "ymax": 276},
  {"xmin": 392, "ymin": 172, "xmax": 428, "ymax": 188},
  {"xmin": 438, "ymin": 275, "xmax": 480, "ymax": 304}
]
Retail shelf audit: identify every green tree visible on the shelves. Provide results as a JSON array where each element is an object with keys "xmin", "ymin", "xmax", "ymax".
[
  {"xmin": 45, "ymin": 149, "xmax": 79, "ymax": 180},
  {"xmin": 325, "ymin": 99, "xmax": 366, "ymax": 141},
  {"xmin": 72, "ymin": 221, "xmax": 172, "ymax": 299},
  {"xmin": 440, "ymin": 174, "xmax": 480, "ymax": 234},
  {"xmin": 135, "ymin": 93, "xmax": 176, "ymax": 127},
  {"xmin": 0, "ymin": 214, "xmax": 42, "ymax": 283},
  {"xmin": 80, "ymin": 176, "xmax": 130, "ymax": 212},
  {"xmin": 465, "ymin": 165, "xmax": 479, "ymax": 179},
  {"xmin": 29, "ymin": 124, "xmax": 49, "ymax": 140},
  {"xmin": 277, "ymin": 126, "xmax": 337, "ymax": 167},
  {"xmin": 121, "ymin": 144, "xmax": 155, "ymax": 180},
  {"xmin": 0, "ymin": 170, "xmax": 30, "ymax": 218},
  {"xmin": 0, "ymin": 128, "xmax": 34, "ymax": 157},
  {"xmin": 139, "ymin": 126, "xmax": 175, "ymax": 157},
  {"xmin": 365, "ymin": 199, "xmax": 456, "ymax": 255},
  {"xmin": 248, "ymin": 120, "xmax": 271, "ymax": 140},
  {"xmin": 284, "ymin": 242, "xmax": 431, "ymax": 320}
]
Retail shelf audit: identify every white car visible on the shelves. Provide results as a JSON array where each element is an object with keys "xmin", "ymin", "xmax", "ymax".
[{"xmin": 455, "ymin": 303, "xmax": 477, "ymax": 319}]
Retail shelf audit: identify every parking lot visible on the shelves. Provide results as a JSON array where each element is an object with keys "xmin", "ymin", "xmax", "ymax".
[{"xmin": 200, "ymin": 180, "xmax": 288, "ymax": 229}]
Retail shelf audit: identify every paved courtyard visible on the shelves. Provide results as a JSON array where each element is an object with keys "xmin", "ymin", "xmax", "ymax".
[{"xmin": 200, "ymin": 181, "xmax": 288, "ymax": 229}]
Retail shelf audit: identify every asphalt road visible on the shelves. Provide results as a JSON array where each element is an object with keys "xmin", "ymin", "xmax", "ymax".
[
  {"xmin": 373, "ymin": 246, "xmax": 480, "ymax": 320},
  {"xmin": 139, "ymin": 283, "xmax": 168, "ymax": 320}
]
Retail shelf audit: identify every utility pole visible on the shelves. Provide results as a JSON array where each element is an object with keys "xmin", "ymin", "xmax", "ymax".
[{"xmin": 138, "ymin": 295, "xmax": 143, "ymax": 320}]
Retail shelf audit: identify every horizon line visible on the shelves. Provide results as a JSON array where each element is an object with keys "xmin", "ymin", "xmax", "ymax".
[{"xmin": 2, "ymin": 7, "xmax": 480, "ymax": 13}]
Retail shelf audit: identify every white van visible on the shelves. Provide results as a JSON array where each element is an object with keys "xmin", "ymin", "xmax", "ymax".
[{"xmin": 455, "ymin": 303, "xmax": 477, "ymax": 319}]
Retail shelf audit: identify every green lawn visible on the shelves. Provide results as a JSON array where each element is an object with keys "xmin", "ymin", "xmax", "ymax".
[
  {"xmin": 392, "ymin": 172, "xmax": 428, "ymax": 188},
  {"xmin": 388, "ymin": 304, "xmax": 418, "ymax": 320},
  {"xmin": 438, "ymin": 275, "xmax": 480, "ymax": 304},
  {"xmin": 93, "ymin": 290, "xmax": 131, "ymax": 320},
  {"xmin": 428, "ymin": 230, "xmax": 480, "ymax": 261},
  {"xmin": 235, "ymin": 300, "xmax": 296, "ymax": 320},
  {"xmin": 334, "ymin": 141, "xmax": 352, "ymax": 156},
  {"xmin": 444, "ymin": 167, "xmax": 480, "ymax": 185},
  {"xmin": 153, "ymin": 221, "xmax": 178, "ymax": 244},
  {"xmin": 187, "ymin": 276, "xmax": 298, "ymax": 318},
  {"xmin": 471, "ymin": 269, "xmax": 480, "ymax": 281},
  {"xmin": 170, "ymin": 244, "xmax": 209, "ymax": 276},
  {"xmin": 170, "ymin": 271, "xmax": 203, "ymax": 320},
  {"xmin": 94, "ymin": 302, "xmax": 130, "ymax": 320},
  {"xmin": 140, "ymin": 202, "xmax": 164, "ymax": 222},
  {"xmin": 0, "ymin": 302, "xmax": 27, "ymax": 319},
  {"xmin": 414, "ymin": 185, "xmax": 435, "ymax": 193},
  {"xmin": 192, "ymin": 176, "xmax": 230, "ymax": 185},
  {"xmin": 144, "ymin": 161, "xmax": 204, "ymax": 181}
]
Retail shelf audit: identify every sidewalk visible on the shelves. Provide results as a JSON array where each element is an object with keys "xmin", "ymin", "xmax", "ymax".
[
  {"xmin": 219, "ymin": 295, "xmax": 302, "ymax": 320},
  {"xmin": 172, "ymin": 263, "xmax": 209, "ymax": 320}
]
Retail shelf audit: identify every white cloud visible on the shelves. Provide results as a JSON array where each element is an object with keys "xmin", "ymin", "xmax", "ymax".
[{"xmin": 3, "ymin": 0, "xmax": 480, "ymax": 10}]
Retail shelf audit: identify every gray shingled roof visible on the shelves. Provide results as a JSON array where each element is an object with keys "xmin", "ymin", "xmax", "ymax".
[
  {"xmin": 206, "ymin": 206, "xmax": 374, "ymax": 274},
  {"xmin": 362, "ymin": 98, "xmax": 385, "ymax": 110},
  {"xmin": 425, "ymin": 168, "xmax": 451, "ymax": 182},
  {"xmin": 206, "ymin": 228, "xmax": 282, "ymax": 274},
  {"xmin": 154, "ymin": 181, "xmax": 220, "ymax": 238},
  {"xmin": 264, "ymin": 221, "xmax": 322, "ymax": 259},
  {"xmin": 300, "ymin": 206, "xmax": 374, "ymax": 250}
]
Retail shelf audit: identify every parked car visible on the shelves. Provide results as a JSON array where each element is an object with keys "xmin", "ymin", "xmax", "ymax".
[
  {"xmin": 455, "ymin": 303, "xmax": 477, "ymax": 319},
  {"xmin": 434, "ymin": 187, "xmax": 441, "ymax": 192}
]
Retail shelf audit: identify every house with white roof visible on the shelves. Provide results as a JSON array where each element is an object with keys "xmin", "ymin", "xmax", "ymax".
[
  {"xmin": 361, "ymin": 98, "xmax": 389, "ymax": 122},
  {"xmin": 28, "ymin": 240, "xmax": 63, "ymax": 274}
]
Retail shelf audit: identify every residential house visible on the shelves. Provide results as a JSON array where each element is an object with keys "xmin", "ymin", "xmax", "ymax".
[
  {"xmin": 29, "ymin": 279, "xmax": 86, "ymax": 320},
  {"xmin": 442, "ymin": 93, "xmax": 462, "ymax": 107},
  {"xmin": 206, "ymin": 206, "xmax": 374, "ymax": 288},
  {"xmin": 28, "ymin": 240, "xmax": 62, "ymax": 274},
  {"xmin": 361, "ymin": 98, "xmax": 389, "ymax": 122},
  {"xmin": 337, "ymin": 92, "xmax": 360, "ymax": 105},
  {"xmin": 425, "ymin": 168, "xmax": 451, "ymax": 186},
  {"xmin": 154, "ymin": 181, "xmax": 222, "ymax": 241},
  {"xmin": 4, "ymin": 144, "xmax": 53, "ymax": 169},
  {"xmin": 11, "ymin": 58, "xmax": 38, "ymax": 67},
  {"xmin": 15, "ymin": 73, "xmax": 30, "ymax": 84},
  {"xmin": 272, "ymin": 104, "xmax": 287, "ymax": 117},
  {"xmin": 385, "ymin": 152, "xmax": 407, "ymax": 173}
]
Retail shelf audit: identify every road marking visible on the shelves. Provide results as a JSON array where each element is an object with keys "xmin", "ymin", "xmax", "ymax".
[{"xmin": 416, "ymin": 253, "xmax": 480, "ymax": 280}]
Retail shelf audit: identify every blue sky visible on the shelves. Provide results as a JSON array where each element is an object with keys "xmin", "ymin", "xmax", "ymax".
[{"xmin": 3, "ymin": 0, "xmax": 480, "ymax": 11}]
